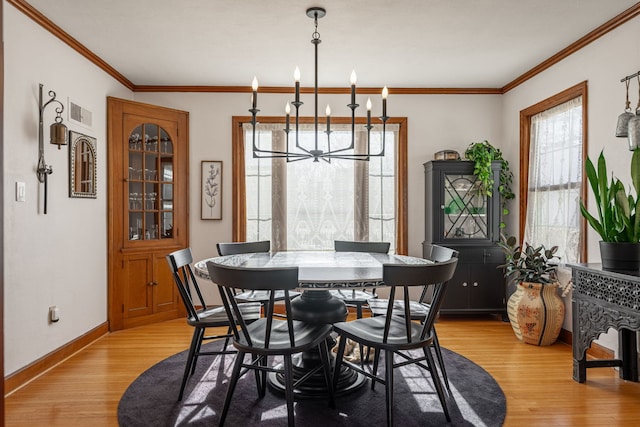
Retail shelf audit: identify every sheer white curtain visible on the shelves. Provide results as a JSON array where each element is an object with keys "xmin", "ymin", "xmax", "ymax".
[
  {"xmin": 243, "ymin": 122, "xmax": 398, "ymax": 252},
  {"xmin": 524, "ymin": 97, "xmax": 583, "ymax": 263}
]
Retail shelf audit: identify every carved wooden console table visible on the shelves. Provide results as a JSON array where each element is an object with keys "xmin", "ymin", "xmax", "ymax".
[{"xmin": 570, "ymin": 263, "xmax": 640, "ymax": 383}]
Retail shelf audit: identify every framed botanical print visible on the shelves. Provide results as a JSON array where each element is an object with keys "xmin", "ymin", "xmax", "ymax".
[{"xmin": 201, "ymin": 160, "xmax": 222, "ymax": 220}]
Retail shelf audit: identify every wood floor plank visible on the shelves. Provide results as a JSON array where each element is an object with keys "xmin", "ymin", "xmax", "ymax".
[{"xmin": 5, "ymin": 315, "xmax": 640, "ymax": 426}]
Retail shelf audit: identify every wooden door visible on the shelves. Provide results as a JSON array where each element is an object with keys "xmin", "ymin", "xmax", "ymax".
[{"xmin": 108, "ymin": 98, "xmax": 189, "ymax": 331}]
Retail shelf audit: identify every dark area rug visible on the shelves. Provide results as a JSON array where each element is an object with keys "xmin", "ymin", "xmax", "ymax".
[{"xmin": 118, "ymin": 341, "xmax": 506, "ymax": 426}]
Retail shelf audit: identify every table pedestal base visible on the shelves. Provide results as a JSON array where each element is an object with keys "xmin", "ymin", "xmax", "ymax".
[
  {"xmin": 267, "ymin": 290, "xmax": 366, "ymax": 398},
  {"xmin": 291, "ymin": 289, "xmax": 348, "ymax": 324},
  {"xmin": 267, "ymin": 352, "xmax": 366, "ymax": 399}
]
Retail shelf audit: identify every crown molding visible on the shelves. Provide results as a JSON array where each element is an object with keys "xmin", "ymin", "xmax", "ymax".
[
  {"xmin": 501, "ymin": 2, "xmax": 640, "ymax": 93},
  {"xmin": 133, "ymin": 85, "xmax": 503, "ymax": 95},
  {"xmin": 7, "ymin": 0, "xmax": 135, "ymax": 90}
]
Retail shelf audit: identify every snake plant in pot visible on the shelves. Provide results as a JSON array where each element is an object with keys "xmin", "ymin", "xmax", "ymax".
[{"xmin": 579, "ymin": 148, "xmax": 640, "ymax": 272}]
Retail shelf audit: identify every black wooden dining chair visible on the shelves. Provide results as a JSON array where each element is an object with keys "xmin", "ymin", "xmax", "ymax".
[
  {"xmin": 332, "ymin": 257, "xmax": 459, "ymax": 426},
  {"xmin": 330, "ymin": 240, "xmax": 391, "ymax": 318},
  {"xmin": 166, "ymin": 248, "xmax": 261, "ymax": 401},
  {"xmin": 207, "ymin": 261, "xmax": 335, "ymax": 427},
  {"xmin": 367, "ymin": 243, "xmax": 458, "ymax": 389},
  {"xmin": 216, "ymin": 240, "xmax": 300, "ymax": 305}
]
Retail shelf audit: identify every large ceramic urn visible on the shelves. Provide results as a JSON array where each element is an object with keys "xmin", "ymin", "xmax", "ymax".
[{"xmin": 506, "ymin": 282, "xmax": 565, "ymax": 346}]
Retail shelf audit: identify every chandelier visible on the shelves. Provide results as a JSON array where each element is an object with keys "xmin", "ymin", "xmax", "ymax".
[{"xmin": 249, "ymin": 7, "xmax": 389, "ymax": 162}]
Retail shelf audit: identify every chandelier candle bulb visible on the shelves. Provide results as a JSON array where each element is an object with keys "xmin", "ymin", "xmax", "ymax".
[
  {"xmin": 285, "ymin": 102, "xmax": 291, "ymax": 131},
  {"xmin": 366, "ymin": 98, "xmax": 372, "ymax": 127},
  {"xmin": 294, "ymin": 67, "xmax": 301, "ymax": 103},
  {"xmin": 382, "ymin": 86, "xmax": 388, "ymax": 117},
  {"xmin": 326, "ymin": 105, "xmax": 331, "ymax": 133},
  {"xmin": 251, "ymin": 77, "xmax": 258, "ymax": 109},
  {"xmin": 350, "ymin": 70, "xmax": 357, "ymax": 105}
]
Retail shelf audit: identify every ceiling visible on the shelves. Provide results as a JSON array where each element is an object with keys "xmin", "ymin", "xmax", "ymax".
[{"xmin": 22, "ymin": 0, "xmax": 640, "ymax": 89}]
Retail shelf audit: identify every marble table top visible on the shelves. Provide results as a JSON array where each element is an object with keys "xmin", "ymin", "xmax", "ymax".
[{"xmin": 195, "ymin": 251, "xmax": 429, "ymax": 289}]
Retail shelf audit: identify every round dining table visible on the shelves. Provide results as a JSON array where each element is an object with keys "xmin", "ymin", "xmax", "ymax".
[
  {"xmin": 195, "ymin": 250, "xmax": 429, "ymax": 321},
  {"xmin": 194, "ymin": 250, "xmax": 430, "ymax": 397}
]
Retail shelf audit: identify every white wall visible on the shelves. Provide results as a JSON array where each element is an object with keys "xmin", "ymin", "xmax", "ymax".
[
  {"xmin": 501, "ymin": 14, "xmax": 640, "ymax": 345},
  {"xmin": 3, "ymin": 4, "xmax": 132, "ymax": 375}
]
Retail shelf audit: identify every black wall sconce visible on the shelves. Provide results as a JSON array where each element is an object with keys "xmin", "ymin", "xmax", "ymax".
[{"xmin": 37, "ymin": 83, "xmax": 68, "ymax": 214}]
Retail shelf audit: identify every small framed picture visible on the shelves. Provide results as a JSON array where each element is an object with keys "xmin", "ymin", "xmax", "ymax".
[
  {"xmin": 201, "ymin": 160, "xmax": 222, "ymax": 220},
  {"xmin": 68, "ymin": 131, "xmax": 97, "ymax": 199}
]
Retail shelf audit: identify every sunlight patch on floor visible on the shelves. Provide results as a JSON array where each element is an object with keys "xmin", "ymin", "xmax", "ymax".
[{"xmin": 402, "ymin": 360, "xmax": 489, "ymax": 427}]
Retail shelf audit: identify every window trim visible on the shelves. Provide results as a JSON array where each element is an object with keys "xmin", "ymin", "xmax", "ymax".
[
  {"xmin": 519, "ymin": 81, "xmax": 588, "ymax": 261},
  {"xmin": 231, "ymin": 116, "xmax": 408, "ymax": 254}
]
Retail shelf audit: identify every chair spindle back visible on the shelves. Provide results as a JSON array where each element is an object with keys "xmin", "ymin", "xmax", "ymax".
[
  {"xmin": 167, "ymin": 248, "xmax": 208, "ymax": 320},
  {"xmin": 216, "ymin": 240, "xmax": 270, "ymax": 256},
  {"xmin": 334, "ymin": 240, "xmax": 390, "ymax": 254},
  {"xmin": 381, "ymin": 257, "xmax": 458, "ymax": 342},
  {"xmin": 207, "ymin": 262, "xmax": 300, "ymax": 348}
]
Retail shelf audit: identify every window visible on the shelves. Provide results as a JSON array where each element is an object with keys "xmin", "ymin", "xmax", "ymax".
[
  {"xmin": 232, "ymin": 117, "xmax": 408, "ymax": 254},
  {"xmin": 520, "ymin": 82, "xmax": 588, "ymax": 263}
]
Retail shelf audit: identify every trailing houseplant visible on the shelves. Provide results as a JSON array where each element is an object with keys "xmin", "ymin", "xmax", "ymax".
[
  {"xmin": 497, "ymin": 235, "xmax": 565, "ymax": 346},
  {"xmin": 464, "ymin": 140, "xmax": 515, "ymax": 228},
  {"xmin": 579, "ymin": 148, "xmax": 640, "ymax": 270}
]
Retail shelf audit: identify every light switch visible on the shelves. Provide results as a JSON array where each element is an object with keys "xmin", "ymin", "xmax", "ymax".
[{"xmin": 16, "ymin": 182, "xmax": 26, "ymax": 202}]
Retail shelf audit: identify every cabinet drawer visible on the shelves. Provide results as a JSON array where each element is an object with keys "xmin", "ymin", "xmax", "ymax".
[{"xmin": 454, "ymin": 246, "xmax": 504, "ymax": 264}]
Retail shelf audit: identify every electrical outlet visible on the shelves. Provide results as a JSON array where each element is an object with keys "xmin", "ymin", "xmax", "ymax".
[{"xmin": 49, "ymin": 306, "xmax": 60, "ymax": 323}]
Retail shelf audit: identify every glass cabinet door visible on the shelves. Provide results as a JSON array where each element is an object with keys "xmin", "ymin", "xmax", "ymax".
[
  {"xmin": 127, "ymin": 124, "xmax": 174, "ymax": 241},
  {"xmin": 442, "ymin": 173, "xmax": 488, "ymax": 240}
]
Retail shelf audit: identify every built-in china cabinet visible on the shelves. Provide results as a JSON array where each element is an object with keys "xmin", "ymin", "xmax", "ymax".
[{"xmin": 107, "ymin": 98, "xmax": 189, "ymax": 331}]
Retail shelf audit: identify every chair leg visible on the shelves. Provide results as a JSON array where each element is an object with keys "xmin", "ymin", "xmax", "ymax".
[
  {"xmin": 353, "ymin": 303, "xmax": 369, "ymax": 369},
  {"xmin": 258, "ymin": 355, "xmax": 268, "ymax": 398},
  {"xmin": 219, "ymin": 351, "xmax": 245, "ymax": 427},
  {"xmin": 178, "ymin": 327, "xmax": 201, "ymax": 401},
  {"xmin": 371, "ymin": 347, "xmax": 381, "ymax": 390},
  {"xmin": 384, "ymin": 350, "xmax": 394, "ymax": 427},
  {"xmin": 318, "ymin": 339, "xmax": 335, "ymax": 408},
  {"xmin": 283, "ymin": 355, "xmax": 296, "ymax": 427},
  {"xmin": 431, "ymin": 328, "xmax": 450, "ymax": 392},
  {"xmin": 190, "ymin": 328, "xmax": 205, "ymax": 375},
  {"xmin": 250, "ymin": 354, "xmax": 262, "ymax": 397},
  {"xmin": 332, "ymin": 335, "xmax": 348, "ymax": 394},
  {"xmin": 424, "ymin": 345, "xmax": 451, "ymax": 422},
  {"xmin": 222, "ymin": 326, "xmax": 233, "ymax": 351}
]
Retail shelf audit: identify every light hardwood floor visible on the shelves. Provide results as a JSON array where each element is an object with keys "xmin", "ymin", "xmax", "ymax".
[{"xmin": 5, "ymin": 315, "xmax": 640, "ymax": 426}]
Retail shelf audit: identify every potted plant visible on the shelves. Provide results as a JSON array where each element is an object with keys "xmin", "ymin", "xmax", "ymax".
[
  {"xmin": 579, "ymin": 148, "xmax": 640, "ymax": 271},
  {"xmin": 498, "ymin": 235, "xmax": 566, "ymax": 346},
  {"xmin": 464, "ymin": 140, "xmax": 515, "ymax": 229}
]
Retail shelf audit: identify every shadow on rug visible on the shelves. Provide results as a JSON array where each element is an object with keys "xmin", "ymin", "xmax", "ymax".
[{"xmin": 118, "ymin": 341, "xmax": 505, "ymax": 426}]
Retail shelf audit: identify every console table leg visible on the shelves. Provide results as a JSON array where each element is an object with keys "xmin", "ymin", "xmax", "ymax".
[
  {"xmin": 572, "ymin": 299, "xmax": 587, "ymax": 383},
  {"xmin": 619, "ymin": 329, "xmax": 638, "ymax": 381},
  {"xmin": 573, "ymin": 358, "xmax": 587, "ymax": 383}
]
